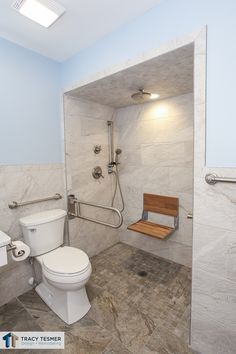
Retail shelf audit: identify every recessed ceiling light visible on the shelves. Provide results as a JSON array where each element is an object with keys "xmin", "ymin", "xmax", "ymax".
[{"xmin": 11, "ymin": 0, "xmax": 65, "ymax": 28}]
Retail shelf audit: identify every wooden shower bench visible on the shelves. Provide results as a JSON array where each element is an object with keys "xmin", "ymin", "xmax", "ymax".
[{"xmin": 127, "ymin": 193, "xmax": 179, "ymax": 240}]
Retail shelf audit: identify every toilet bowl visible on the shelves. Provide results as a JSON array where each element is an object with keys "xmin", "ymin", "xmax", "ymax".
[
  {"xmin": 35, "ymin": 246, "xmax": 92, "ymax": 324},
  {"xmin": 19, "ymin": 209, "xmax": 92, "ymax": 325}
]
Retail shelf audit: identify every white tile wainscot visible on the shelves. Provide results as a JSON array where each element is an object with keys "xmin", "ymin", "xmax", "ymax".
[{"xmin": 0, "ymin": 163, "xmax": 66, "ymax": 306}]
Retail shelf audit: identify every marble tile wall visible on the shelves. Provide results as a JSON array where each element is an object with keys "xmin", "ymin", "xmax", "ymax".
[
  {"xmin": 115, "ymin": 93, "xmax": 193, "ymax": 267},
  {"xmin": 191, "ymin": 29, "xmax": 236, "ymax": 354},
  {"xmin": 0, "ymin": 163, "xmax": 66, "ymax": 306},
  {"xmin": 63, "ymin": 28, "xmax": 236, "ymax": 354},
  {"xmin": 64, "ymin": 95, "xmax": 119, "ymax": 257}
]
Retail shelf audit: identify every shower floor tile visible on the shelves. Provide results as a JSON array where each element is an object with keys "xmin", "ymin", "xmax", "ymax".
[{"xmin": 0, "ymin": 243, "xmax": 194, "ymax": 354}]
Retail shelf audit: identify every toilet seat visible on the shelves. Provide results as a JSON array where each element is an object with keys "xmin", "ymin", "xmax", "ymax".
[{"xmin": 42, "ymin": 246, "xmax": 90, "ymax": 278}]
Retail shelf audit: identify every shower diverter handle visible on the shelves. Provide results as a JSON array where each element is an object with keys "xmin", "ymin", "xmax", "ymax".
[{"xmin": 92, "ymin": 166, "xmax": 104, "ymax": 179}]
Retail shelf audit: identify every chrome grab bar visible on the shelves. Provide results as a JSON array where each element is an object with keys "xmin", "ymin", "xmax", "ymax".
[
  {"xmin": 8, "ymin": 193, "xmax": 62, "ymax": 209},
  {"xmin": 205, "ymin": 173, "xmax": 236, "ymax": 185},
  {"xmin": 67, "ymin": 194, "xmax": 123, "ymax": 229}
]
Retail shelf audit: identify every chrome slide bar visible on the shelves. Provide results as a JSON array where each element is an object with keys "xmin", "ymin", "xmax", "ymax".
[
  {"xmin": 67, "ymin": 194, "xmax": 123, "ymax": 229},
  {"xmin": 8, "ymin": 193, "xmax": 62, "ymax": 209},
  {"xmin": 205, "ymin": 173, "xmax": 236, "ymax": 185}
]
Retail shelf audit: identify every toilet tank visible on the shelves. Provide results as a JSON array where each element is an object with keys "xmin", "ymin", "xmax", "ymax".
[{"xmin": 19, "ymin": 209, "xmax": 67, "ymax": 257}]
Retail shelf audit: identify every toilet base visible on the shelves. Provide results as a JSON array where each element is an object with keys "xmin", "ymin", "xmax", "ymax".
[{"xmin": 35, "ymin": 281, "xmax": 91, "ymax": 325}]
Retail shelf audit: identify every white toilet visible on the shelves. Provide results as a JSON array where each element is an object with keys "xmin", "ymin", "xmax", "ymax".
[{"xmin": 19, "ymin": 209, "xmax": 92, "ymax": 325}]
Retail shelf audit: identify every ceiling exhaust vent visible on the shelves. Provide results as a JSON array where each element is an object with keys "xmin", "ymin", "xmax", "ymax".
[
  {"xmin": 11, "ymin": 0, "xmax": 25, "ymax": 11},
  {"xmin": 11, "ymin": 0, "xmax": 66, "ymax": 28}
]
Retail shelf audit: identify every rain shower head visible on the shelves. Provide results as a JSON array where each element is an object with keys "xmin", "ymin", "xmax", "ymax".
[{"xmin": 131, "ymin": 89, "xmax": 159, "ymax": 102}]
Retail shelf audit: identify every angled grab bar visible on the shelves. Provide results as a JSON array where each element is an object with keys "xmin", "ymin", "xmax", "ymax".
[{"xmin": 67, "ymin": 194, "xmax": 123, "ymax": 229}]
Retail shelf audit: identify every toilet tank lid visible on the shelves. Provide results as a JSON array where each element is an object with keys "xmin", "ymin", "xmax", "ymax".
[{"xmin": 19, "ymin": 209, "xmax": 67, "ymax": 227}]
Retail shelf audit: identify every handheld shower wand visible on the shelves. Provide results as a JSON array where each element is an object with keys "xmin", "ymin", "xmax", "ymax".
[
  {"xmin": 115, "ymin": 148, "xmax": 122, "ymax": 163},
  {"xmin": 112, "ymin": 148, "xmax": 125, "ymax": 212}
]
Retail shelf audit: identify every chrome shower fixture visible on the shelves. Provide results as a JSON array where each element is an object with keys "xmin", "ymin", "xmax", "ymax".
[
  {"xmin": 115, "ymin": 148, "xmax": 122, "ymax": 155},
  {"xmin": 107, "ymin": 121, "xmax": 115, "ymax": 173},
  {"xmin": 107, "ymin": 121, "xmax": 125, "ymax": 212},
  {"xmin": 115, "ymin": 148, "xmax": 122, "ymax": 163},
  {"xmin": 93, "ymin": 145, "xmax": 101, "ymax": 154},
  {"xmin": 131, "ymin": 89, "xmax": 159, "ymax": 102}
]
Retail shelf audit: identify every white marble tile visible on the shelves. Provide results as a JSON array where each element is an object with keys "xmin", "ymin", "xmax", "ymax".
[
  {"xmin": 64, "ymin": 95, "xmax": 114, "ymax": 119},
  {"xmin": 68, "ymin": 46, "xmax": 193, "ymax": 108},
  {"xmin": 0, "ymin": 260, "xmax": 33, "ymax": 307},
  {"xmin": 114, "ymin": 94, "xmax": 194, "ymax": 266},
  {"xmin": 190, "ymin": 30, "xmax": 236, "ymax": 354},
  {"xmin": 194, "ymin": 176, "xmax": 236, "ymax": 232},
  {"xmin": 141, "ymin": 142, "xmax": 185, "ymax": 167},
  {"xmin": 0, "ymin": 163, "xmax": 66, "ymax": 306},
  {"xmin": 63, "ymin": 28, "xmax": 217, "ymax": 353},
  {"xmin": 192, "ymin": 269, "xmax": 236, "ymax": 332},
  {"xmin": 64, "ymin": 97, "xmax": 119, "ymax": 259},
  {"xmin": 194, "ymin": 53, "xmax": 206, "ymax": 106},
  {"xmin": 168, "ymin": 167, "xmax": 193, "ymax": 193},
  {"xmin": 169, "ymin": 217, "xmax": 193, "ymax": 246},
  {"xmin": 193, "ymin": 222, "xmax": 236, "ymax": 283}
]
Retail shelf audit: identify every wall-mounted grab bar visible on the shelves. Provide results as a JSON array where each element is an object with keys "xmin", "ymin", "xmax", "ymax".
[
  {"xmin": 67, "ymin": 194, "xmax": 123, "ymax": 229},
  {"xmin": 205, "ymin": 173, "xmax": 236, "ymax": 185},
  {"xmin": 8, "ymin": 193, "xmax": 62, "ymax": 209}
]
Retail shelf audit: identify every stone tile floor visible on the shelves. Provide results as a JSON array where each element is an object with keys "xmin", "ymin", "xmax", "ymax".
[{"xmin": 0, "ymin": 243, "xmax": 194, "ymax": 353}]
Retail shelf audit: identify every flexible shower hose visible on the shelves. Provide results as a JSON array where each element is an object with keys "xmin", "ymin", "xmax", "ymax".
[{"xmin": 111, "ymin": 165, "xmax": 125, "ymax": 212}]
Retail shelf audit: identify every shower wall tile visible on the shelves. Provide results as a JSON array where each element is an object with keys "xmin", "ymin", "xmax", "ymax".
[
  {"xmin": 81, "ymin": 118, "xmax": 108, "ymax": 136},
  {"xmin": 191, "ymin": 269, "xmax": 236, "ymax": 353},
  {"xmin": 168, "ymin": 167, "xmax": 193, "ymax": 193},
  {"xmin": 192, "ymin": 223, "xmax": 236, "ymax": 282},
  {"xmin": 115, "ymin": 93, "xmax": 194, "ymax": 266},
  {"xmin": 0, "ymin": 163, "xmax": 66, "ymax": 306},
  {"xmin": 194, "ymin": 177, "xmax": 236, "ymax": 232},
  {"xmin": 141, "ymin": 142, "xmax": 186, "ymax": 167},
  {"xmin": 190, "ymin": 29, "xmax": 236, "ymax": 354},
  {"xmin": 119, "ymin": 229, "xmax": 192, "ymax": 267},
  {"xmin": 64, "ymin": 95, "xmax": 114, "ymax": 119},
  {"xmin": 64, "ymin": 95, "xmax": 119, "ymax": 257}
]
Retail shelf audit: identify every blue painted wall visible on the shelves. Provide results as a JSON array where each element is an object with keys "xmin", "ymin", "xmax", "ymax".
[
  {"xmin": 0, "ymin": 37, "xmax": 62, "ymax": 164},
  {"xmin": 1, "ymin": 0, "xmax": 236, "ymax": 166},
  {"xmin": 61, "ymin": 0, "xmax": 236, "ymax": 167}
]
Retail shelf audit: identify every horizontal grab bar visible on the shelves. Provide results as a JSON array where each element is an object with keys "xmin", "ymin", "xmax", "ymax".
[
  {"xmin": 8, "ymin": 193, "xmax": 62, "ymax": 209},
  {"xmin": 205, "ymin": 173, "xmax": 236, "ymax": 185},
  {"xmin": 67, "ymin": 195, "xmax": 123, "ymax": 229}
]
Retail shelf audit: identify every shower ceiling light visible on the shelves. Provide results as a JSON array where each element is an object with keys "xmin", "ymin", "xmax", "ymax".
[
  {"xmin": 11, "ymin": 0, "xmax": 65, "ymax": 28},
  {"xmin": 150, "ymin": 93, "xmax": 160, "ymax": 100}
]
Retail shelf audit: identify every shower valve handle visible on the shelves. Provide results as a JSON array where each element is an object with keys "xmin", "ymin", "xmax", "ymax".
[{"xmin": 92, "ymin": 166, "xmax": 104, "ymax": 179}]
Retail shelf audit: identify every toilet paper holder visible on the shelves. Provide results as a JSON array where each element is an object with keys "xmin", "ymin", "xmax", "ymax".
[{"xmin": 7, "ymin": 242, "xmax": 25, "ymax": 258}]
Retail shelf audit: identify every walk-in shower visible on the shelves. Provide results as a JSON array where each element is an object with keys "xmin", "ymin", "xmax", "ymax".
[{"xmin": 107, "ymin": 121, "xmax": 125, "ymax": 212}]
